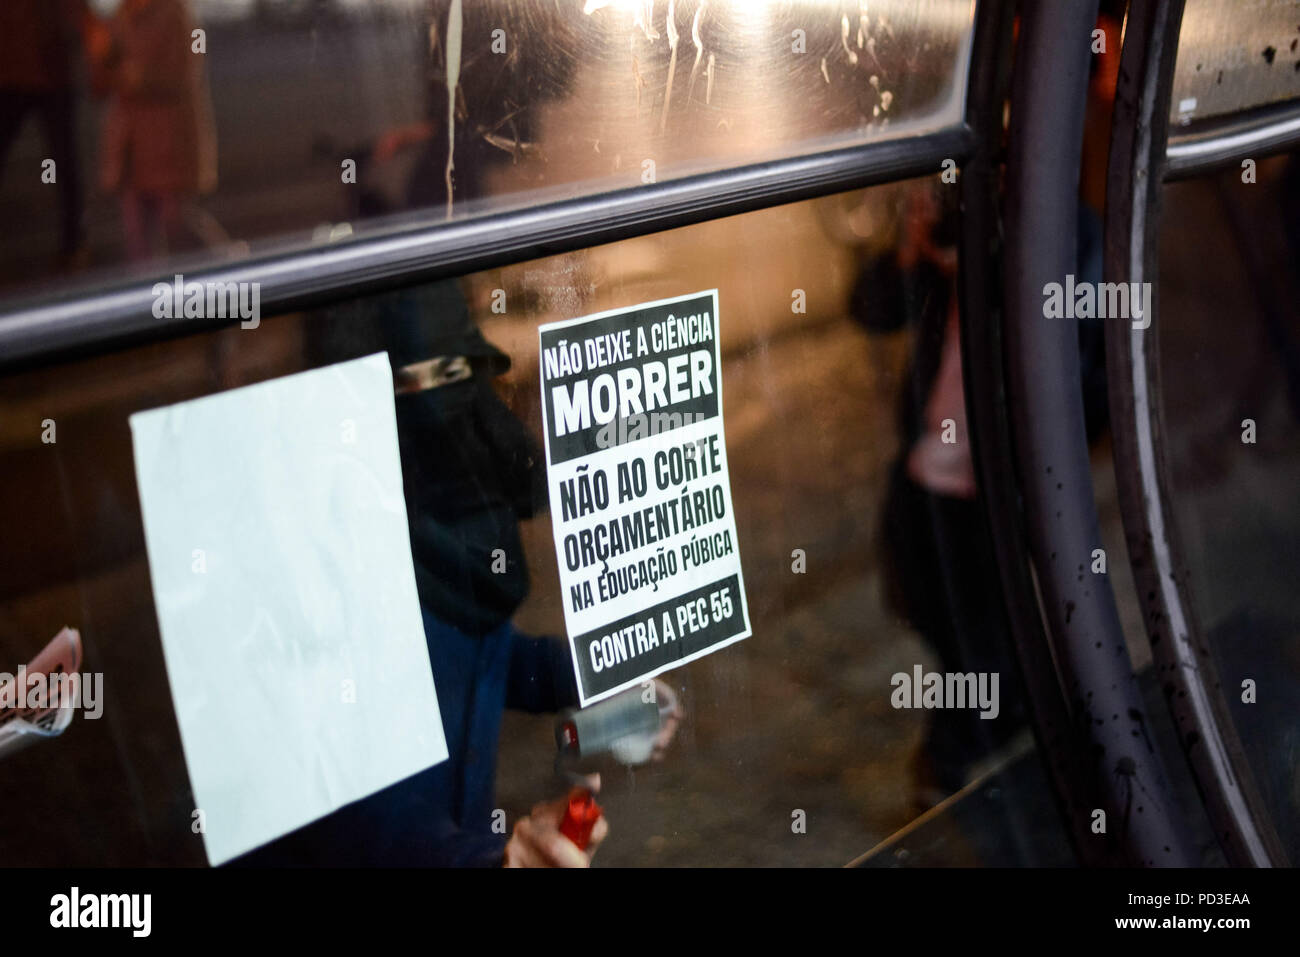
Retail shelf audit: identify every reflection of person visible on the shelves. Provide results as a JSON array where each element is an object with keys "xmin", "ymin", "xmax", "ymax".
[
  {"xmin": 0, "ymin": 0, "xmax": 89, "ymax": 269},
  {"xmin": 237, "ymin": 281, "xmax": 647, "ymax": 867},
  {"xmin": 853, "ymin": 182, "xmax": 1025, "ymax": 808},
  {"xmin": 89, "ymin": 0, "xmax": 217, "ymax": 260}
]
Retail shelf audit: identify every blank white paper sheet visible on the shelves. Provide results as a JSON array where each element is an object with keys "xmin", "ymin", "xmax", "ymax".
[{"xmin": 130, "ymin": 352, "xmax": 447, "ymax": 866}]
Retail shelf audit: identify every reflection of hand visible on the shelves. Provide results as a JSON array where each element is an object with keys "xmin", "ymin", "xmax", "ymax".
[
  {"xmin": 504, "ymin": 788, "xmax": 609, "ymax": 868},
  {"xmin": 650, "ymin": 679, "xmax": 683, "ymax": 762}
]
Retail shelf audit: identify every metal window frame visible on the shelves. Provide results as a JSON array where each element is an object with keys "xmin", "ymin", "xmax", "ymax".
[
  {"xmin": 0, "ymin": 129, "xmax": 970, "ymax": 372},
  {"xmin": 991, "ymin": 0, "xmax": 1201, "ymax": 867},
  {"xmin": 1165, "ymin": 98, "xmax": 1300, "ymax": 180},
  {"xmin": 1104, "ymin": 0, "xmax": 1289, "ymax": 867},
  {"xmin": 957, "ymin": 0, "xmax": 1140, "ymax": 867}
]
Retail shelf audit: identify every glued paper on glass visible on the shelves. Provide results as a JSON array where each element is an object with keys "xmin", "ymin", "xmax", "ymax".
[{"xmin": 130, "ymin": 353, "xmax": 447, "ymax": 866}]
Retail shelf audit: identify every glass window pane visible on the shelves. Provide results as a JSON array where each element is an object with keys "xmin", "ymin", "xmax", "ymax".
[
  {"xmin": 0, "ymin": 180, "xmax": 1073, "ymax": 866},
  {"xmin": 0, "ymin": 0, "xmax": 974, "ymax": 306},
  {"xmin": 1156, "ymin": 150, "xmax": 1300, "ymax": 859},
  {"xmin": 1170, "ymin": 0, "xmax": 1300, "ymax": 127}
]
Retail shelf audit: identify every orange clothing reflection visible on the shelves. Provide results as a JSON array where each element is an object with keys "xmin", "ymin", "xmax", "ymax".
[{"xmin": 89, "ymin": 0, "xmax": 217, "ymax": 260}]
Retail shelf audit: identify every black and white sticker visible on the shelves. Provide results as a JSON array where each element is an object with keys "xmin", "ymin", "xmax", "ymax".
[{"xmin": 538, "ymin": 290, "xmax": 751, "ymax": 706}]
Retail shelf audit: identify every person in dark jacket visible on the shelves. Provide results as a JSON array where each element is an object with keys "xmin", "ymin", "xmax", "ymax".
[{"xmin": 237, "ymin": 280, "xmax": 599, "ymax": 867}]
